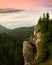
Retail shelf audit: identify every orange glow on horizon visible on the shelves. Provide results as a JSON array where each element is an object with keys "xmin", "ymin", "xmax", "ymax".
[{"xmin": 0, "ymin": 0, "xmax": 52, "ymax": 9}]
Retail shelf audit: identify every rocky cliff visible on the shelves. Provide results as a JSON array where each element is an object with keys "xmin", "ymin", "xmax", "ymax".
[
  {"xmin": 23, "ymin": 25, "xmax": 42, "ymax": 65},
  {"xmin": 23, "ymin": 13, "xmax": 52, "ymax": 65}
]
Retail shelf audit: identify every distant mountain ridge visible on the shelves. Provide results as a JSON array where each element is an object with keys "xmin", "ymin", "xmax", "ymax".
[
  {"xmin": 0, "ymin": 25, "xmax": 34, "ymax": 38},
  {"xmin": 0, "ymin": 8, "xmax": 24, "ymax": 13},
  {"xmin": 0, "ymin": 25, "xmax": 9, "ymax": 33}
]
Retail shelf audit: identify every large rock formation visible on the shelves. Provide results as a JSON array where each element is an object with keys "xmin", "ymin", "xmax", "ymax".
[
  {"xmin": 23, "ymin": 40, "xmax": 34, "ymax": 65},
  {"xmin": 23, "ymin": 30, "xmax": 42, "ymax": 65}
]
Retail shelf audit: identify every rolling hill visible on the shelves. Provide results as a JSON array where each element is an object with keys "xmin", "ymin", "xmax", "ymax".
[
  {"xmin": 0, "ymin": 25, "xmax": 34, "ymax": 39},
  {"xmin": 0, "ymin": 25, "xmax": 9, "ymax": 33}
]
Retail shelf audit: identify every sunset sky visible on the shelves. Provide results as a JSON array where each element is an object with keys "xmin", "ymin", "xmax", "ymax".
[
  {"xmin": 0, "ymin": 0, "xmax": 52, "ymax": 29},
  {"xmin": 0, "ymin": 0, "xmax": 52, "ymax": 9}
]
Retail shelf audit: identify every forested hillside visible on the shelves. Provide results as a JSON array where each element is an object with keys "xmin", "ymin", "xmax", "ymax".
[
  {"xmin": 0, "ymin": 26, "xmax": 34, "ymax": 65},
  {"xmin": 33, "ymin": 13, "xmax": 52, "ymax": 65}
]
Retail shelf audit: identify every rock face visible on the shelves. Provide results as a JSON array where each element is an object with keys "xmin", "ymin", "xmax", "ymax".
[
  {"xmin": 23, "ymin": 41, "xmax": 34, "ymax": 65},
  {"xmin": 23, "ymin": 32, "xmax": 42, "ymax": 65}
]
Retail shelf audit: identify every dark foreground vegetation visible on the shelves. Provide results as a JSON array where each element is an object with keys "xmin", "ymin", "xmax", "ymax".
[{"xmin": 0, "ymin": 26, "xmax": 34, "ymax": 65}]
